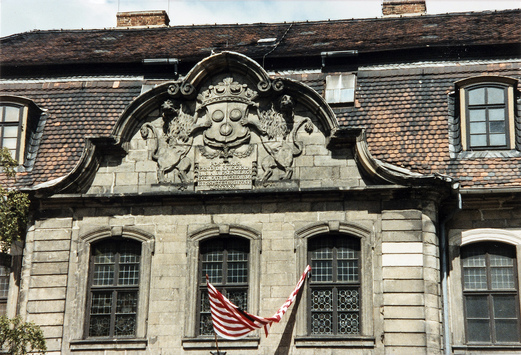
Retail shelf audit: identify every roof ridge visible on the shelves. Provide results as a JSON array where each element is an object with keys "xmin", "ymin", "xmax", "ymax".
[{"xmin": 2, "ymin": 8, "xmax": 519, "ymax": 39}]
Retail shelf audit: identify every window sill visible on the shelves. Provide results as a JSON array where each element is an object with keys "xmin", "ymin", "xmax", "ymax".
[
  {"xmin": 294, "ymin": 335, "xmax": 375, "ymax": 348},
  {"xmin": 69, "ymin": 338, "xmax": 147, "ymax": 351},
  {"xmin": 453, "ymin": 149, "xmax": 521, "ymax": 160},
  {"xmin": 182, "ymin": 337, "xmax": 259, "ymax": 350},
  {"xmin": 453, "ymin": 344, "xmax": 521, "ymax": 354}
]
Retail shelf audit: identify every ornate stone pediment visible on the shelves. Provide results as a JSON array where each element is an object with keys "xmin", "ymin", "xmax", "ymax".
[{"xmin": 124, "ymin": 52, "xmax": 337, "ymax": 192}]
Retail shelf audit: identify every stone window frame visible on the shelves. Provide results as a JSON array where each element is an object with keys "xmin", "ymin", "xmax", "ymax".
[
  {"xmin": 448, "ymin": 76, "xmax": 521, "ymax": 159},
  {"xmin": 0, "ymin": 242, "xmax": 22, "ymax": 319},
  {"xmin": 294, "ymin": 221, "xmax": 375, "ymax": 349},
  {"xmin": 449, "ymin": 228, "xmax": 521, "ymax": 352},
  {"xmin": 182, "ymin": 224, "xmax": 261, "ymax": 350},
  {"xmin": 84, "ymin": 238, "xmax": 142, "ymax": 339},
  {"xmin": 67, "ymin": 227, "xmax": 154, "ymax": 352}
]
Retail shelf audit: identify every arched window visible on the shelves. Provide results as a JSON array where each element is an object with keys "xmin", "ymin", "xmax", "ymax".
[
  {"xmin": 308, "ymin": 234, "xmax": 361, "ymax": 335},
  {"xmin": 465, "ymin": 84, "xmax": 510, "ymax": 149},
  {"xmin": 0, "ymin": 103, "xmax": 25, "ymax": 161},
  {"xmin": 456, "ymin": 76, "xmax": 518, "ymax": 152},
  {"xmin": 198, "ymin": 236, "xmax": 250, "ymax": 336},
  {"xmin": 461, "ymin": 242, "xmax": 520, "ymax": 343},
  {"xmin": 85, "ymin": 238, "xmax": 142, "ymax": 338}
]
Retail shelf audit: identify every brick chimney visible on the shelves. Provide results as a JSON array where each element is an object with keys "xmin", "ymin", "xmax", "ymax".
[
  {"xmin": 117, "ymin": 10, "xmax": 170, "ymax": 27},
  {"xmin": 382, "ymin": 0, "xmax": 426, "ymax": 16}
]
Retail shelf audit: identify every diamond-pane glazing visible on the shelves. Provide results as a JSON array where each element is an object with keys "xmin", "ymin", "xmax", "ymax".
[
  {"xmin": 338, "ymin": 312, "xmax": 359, "ymax": 334},
  {"xmin": 311, "ymin": 289, "xmax": 333, "ymax": 311},
  {"xmin": 89, "ymin": 315, "xmax": 111, "ymax": 337},
  {"xmin": 338, "ymin": 289, "xmax": 359, "ymax": 311},
  {"xmin": 200, "ymin": 313, "xmax": 214, "ymax": 335},
  {"xmin": 115, "ymin": 314, "xmax": 136, "ymax": 336},
  {"xmin": 116, "ymin": 292, "xmax": 138, "ymax": 314},
  {"xmin": 311, "ymin": 313, "xmax": 333, "ymax": 334},
  {"xmin": 227, "ymin": 290, "xmax": 247, "ymax": 310},
  {"xmin": 200, "ymin": 291, "xmax": 210, "ymax": 313}
]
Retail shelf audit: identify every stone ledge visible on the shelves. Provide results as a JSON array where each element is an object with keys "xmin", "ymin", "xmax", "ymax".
[
  {"xmin": 182, "ymin": 337, "xmax": 259, "ymax": 349},
  {"xmin": 453, "ymin": 344, "xmax": 521, "ymax": 354},
  {"xmin": 69, "ymin": 338, "xmax": 147, "ymax": 351},
  {"xmin": 294, "ymin": 335, "xmax": 375, "ymax": 348}
]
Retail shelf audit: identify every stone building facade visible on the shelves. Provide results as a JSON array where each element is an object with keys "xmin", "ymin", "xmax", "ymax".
[{"xmin": 0, "ymin": 3, "xmax": 520, "ymax": 355}]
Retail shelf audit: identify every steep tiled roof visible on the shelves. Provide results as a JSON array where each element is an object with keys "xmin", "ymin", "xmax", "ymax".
[
  {"xmin": 2, "ymin": 60, "xmax": 520, "ymax": 189},
  {"xmin": 0, "ymin": 80, "xmax": 143, "ymax": 186},
  {"xmin": 1, "ymin": 10, "xmax": 520, "ymax": 189},
  {"xmin": 1, "ymin": 9, "xmax": 519, "ymax": 67}
]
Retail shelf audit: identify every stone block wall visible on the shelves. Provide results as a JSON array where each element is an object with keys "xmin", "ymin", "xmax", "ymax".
[{"xmin": 18, "ymin": 191, "xmax": 443, "ymax": 354}]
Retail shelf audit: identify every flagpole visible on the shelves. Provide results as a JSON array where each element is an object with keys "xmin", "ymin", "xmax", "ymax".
[{"xmin": 213, "ymin": 332, "xmax": 221, "ymax": 354}]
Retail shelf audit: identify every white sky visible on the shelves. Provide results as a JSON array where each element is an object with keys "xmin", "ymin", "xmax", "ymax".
[{"xmin": 1, "ymin": 0, "xmax": 520, "ymax": 37}]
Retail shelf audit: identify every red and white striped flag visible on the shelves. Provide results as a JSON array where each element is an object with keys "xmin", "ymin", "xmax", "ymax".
[{"xmin": 206, "ymin": 265, "xmax": 311, "ymax": 340}]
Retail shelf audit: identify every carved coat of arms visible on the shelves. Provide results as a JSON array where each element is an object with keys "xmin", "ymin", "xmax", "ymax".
[{"xmin": 140, "ymin": 76, "xmax": 313, "ymax": 189}]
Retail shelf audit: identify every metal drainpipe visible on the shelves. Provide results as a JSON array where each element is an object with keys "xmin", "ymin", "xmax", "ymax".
[{"xmin": 440, "ymin": 185, "xmax": 462, "ymax": 355}]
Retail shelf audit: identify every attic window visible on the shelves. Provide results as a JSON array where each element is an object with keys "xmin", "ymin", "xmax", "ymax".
[
  {"xmin": 457, "ymin": 76, "xmax": 518, "ymax": 151},
  {"xmin": 325, "ymin": 74, "xmax": 356, "ymax": 104},
  {"xmin": 257, "ymin": 38, "xmax": 277, "ymax": 46},
  {"xmin": 0, "ymin": 96, "xmax": 45, "ymax": 169},
  {"xmin": 0, "ymin": 103, "xmax": 26, "ymax": 161}
]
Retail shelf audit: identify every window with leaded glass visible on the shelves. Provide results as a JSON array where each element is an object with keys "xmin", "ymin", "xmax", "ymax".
[
  {"xmin": 465, "ymin": 84, "xmax": 510, "ymax": 150},
  {"xmin": 0, "ymin": 104, "xmax": 24, "ymax": 161},
  {"xmin": 198, "ymin": 237, "xmax": 249, "ymax": 336},
  {"xmin": 308, "ymin": 235, "xmax": 360, "ymax": 336},
  {"xmin": 462, "ymin": 242, "xmax": 521, "ymax": 344},
  {"xmin": 86, "ymin": 239, "xmax": 141, "ymax": 338},
  {"xmin": 0, "ymin": 266, "xmax": 9, "ymax": 315}
]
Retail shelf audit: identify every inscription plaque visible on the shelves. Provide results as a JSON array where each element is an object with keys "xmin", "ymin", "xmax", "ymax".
[{"xmin": 197, "ymin": 161, "xmax": 253, "ymax": 191}]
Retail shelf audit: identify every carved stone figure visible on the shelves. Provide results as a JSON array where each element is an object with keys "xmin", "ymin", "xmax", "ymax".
[
  {"xmin": 259, "ymin": 95, "xmax": 313, "ymax": 182},
  {"xmin": 140, "ymin": 102, "xmax": 194, "ymax": 184}
]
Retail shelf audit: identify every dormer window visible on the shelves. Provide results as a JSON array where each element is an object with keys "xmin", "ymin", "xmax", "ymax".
[
  {"xmin": 0, "ymin": 97, "xmax": 45, "ymax": 169},
  {"xmin": 325, "ymin": 74, "xmax": 356, "ymax": 104},
  {"xmin": 458, "ymin": 77, "xmax": 518, "ymax": 151},
  {"xmin": 0, "ymin": 104, "xmax": 25, "ymax": 161}
]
